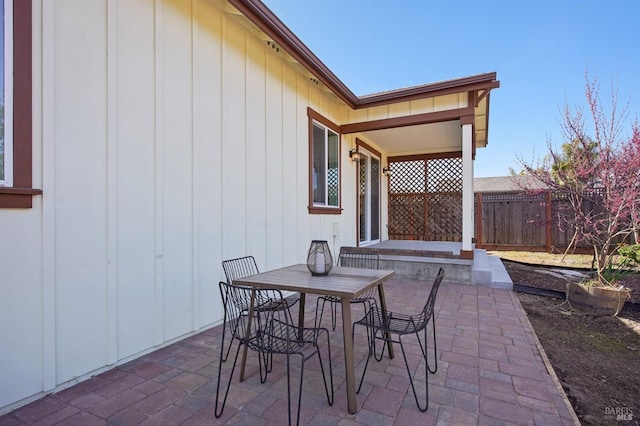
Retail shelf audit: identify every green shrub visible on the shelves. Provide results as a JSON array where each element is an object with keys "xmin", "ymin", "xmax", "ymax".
[{"xmin": 618, "ymin": 244, "xmax": 640, "ymax": 266}]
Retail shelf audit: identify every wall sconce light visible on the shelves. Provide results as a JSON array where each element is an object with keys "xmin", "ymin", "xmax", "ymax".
[
  {"xmin": 382, "ymin": 166, "xmax": 391, "ymax": 177},
  {"xmin": 349, "ymin": 149, "xmax": 362, "ymax": 162}
]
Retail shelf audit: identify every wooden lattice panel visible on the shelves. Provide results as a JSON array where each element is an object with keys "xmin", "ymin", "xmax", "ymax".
[
  {"xmin": 328, "ymin": 167, "xmax": 339, "ymax": 204},
  {"xmin": 389, "ymin": 160, "xmax": 425, "ymax": 193},
  {"xmin": 426, "ymin": 193, "xmax": 462, "ymax": 241},
  {"xmin": 388, "ymin": 156, "xmax": 462, "ymax": 241},
  {"xmin": 427, "ymin": 158, "xmax": 462, "ymax": 193},
  {"xmin": 388, "ymin": 194, "xmax": 426, "ymax": 239}
]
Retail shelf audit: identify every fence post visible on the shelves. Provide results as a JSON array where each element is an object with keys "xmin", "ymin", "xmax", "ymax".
[
  {"xmin": 476, "ymin": 193, "xmax": 483, "ymax": 248},
  {"xmin": 545, "ymin": 191, "xmax": 552, "ymax": 253}
]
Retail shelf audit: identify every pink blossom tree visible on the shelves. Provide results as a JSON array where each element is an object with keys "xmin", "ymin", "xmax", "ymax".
[{"xmin": 520, "ymin": 75, "xmax": 640, "ymax": 285}]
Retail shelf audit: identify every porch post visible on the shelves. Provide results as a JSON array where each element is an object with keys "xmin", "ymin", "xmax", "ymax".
[{"xmin": 461, "ymin": 121, "xmax": 474, "ymax": 259}]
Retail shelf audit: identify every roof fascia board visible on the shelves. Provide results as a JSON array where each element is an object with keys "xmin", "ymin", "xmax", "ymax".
[
  {"xmin": 341, "ymin": 106, "xmax": 474, "ymax": 134},
  {"xmin": 226, "ymin": 0, "xmax": 359, "ymax": 107},
  {"xmin": 389, "ymin": 151, "xmax": 463, "ymax": 162},
  {"xmin": 357, "ymin": 76, "xmax": 500, "ymax": 109}
]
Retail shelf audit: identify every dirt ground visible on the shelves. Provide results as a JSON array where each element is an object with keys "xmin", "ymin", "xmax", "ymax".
[{"xmin": 500, "ymin": 256, "xmax": 640, "ymax": 425}]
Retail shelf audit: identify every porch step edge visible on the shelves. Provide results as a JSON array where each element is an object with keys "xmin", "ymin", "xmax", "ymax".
[{"xmin": 488, "ymin": 254, "xmax": 513, "ymax": 290}]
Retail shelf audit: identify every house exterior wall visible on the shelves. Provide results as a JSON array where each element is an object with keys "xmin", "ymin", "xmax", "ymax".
[{"xmin": 0, "ymin": 0, "xmax": 362, "ymax": 412}]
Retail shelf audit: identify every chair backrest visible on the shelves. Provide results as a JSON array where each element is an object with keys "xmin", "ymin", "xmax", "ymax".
[
  {"xmin": 422, "ymin": 267, "xmax": 445, "ymax": 323},
  {"xmin": 218, "ymin": 280, "xmax": 254, "ymax": 344},
  {"xmin": 218, "ymin": 281, "xmax": 290, "ymax": 347},
  {"xmin": 337, "ymin": 250, "xmax": 379, "ymax": 270},
  {"xmin": 222, "ymin": 256, "xmax": 259, "ymax": 284}
]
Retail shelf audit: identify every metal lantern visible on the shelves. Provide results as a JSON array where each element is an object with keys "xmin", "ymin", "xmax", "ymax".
[{"xmin": 306, "ymin": 240, "xmax": 333, "ymax": 276}]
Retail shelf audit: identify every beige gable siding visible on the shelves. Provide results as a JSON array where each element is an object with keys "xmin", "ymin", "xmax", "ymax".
[
  {"xmin": 0, "ymin": 0, "xmax": 358, "ymax": 411},
  {"xmin": 347, "ymin": 92, "xmax": 469, "ymax": 123}
]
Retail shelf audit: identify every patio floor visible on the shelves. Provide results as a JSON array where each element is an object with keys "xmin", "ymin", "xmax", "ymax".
[{"xmin": 0, "ymin": 279, "xmax": 579, "ymax": 425}]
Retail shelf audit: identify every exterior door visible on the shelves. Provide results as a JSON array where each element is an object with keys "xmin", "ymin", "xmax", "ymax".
[{"xmin": 359, "ymin": 148, "xmax": 381, "ymax": 245}]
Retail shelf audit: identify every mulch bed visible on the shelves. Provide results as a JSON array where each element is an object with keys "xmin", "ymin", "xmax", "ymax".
[
  {"xmin": 503, "ymin": 259, "xmax": 640, "ymax": 305},
  {"xmin": 506, "ymin": 259, "xmax": 640, "ymax": 425}
]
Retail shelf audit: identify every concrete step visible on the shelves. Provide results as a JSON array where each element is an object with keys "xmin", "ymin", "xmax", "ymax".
[
  {"xmin": 488, "ymin": 255, "xmax": 513, "ymax": 289},
  {"xmin": 360, "ymin": 242, "xmax": 512, "ymax": 289},
  {"xmin": 379, "ymin": 254, "xmax": 472, "ymax": 285},
  {"xmin": 471, "ymin": 249, "xmax": 492, "ymax": 286},
  {"xmin": 471, "ymin": 249, "xmax": 513, "ymax": 289}
]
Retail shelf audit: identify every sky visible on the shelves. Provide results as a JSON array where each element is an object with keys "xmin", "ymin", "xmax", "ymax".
[{"xmin": 262, "ymin": 0, "xmax": 640, "ymax": 177}]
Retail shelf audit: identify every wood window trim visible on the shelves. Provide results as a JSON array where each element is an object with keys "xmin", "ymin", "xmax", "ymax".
[
  {"xmin": 354, "ymin": 138, "xmax": 382, "ymax": 246},
  {"xmin": 307, "ymin": 107, "xmax": 342, "ymax": 215},
  {"xmin": 0, "ymin": 0, "xmax": 41, "ymax": 208}
]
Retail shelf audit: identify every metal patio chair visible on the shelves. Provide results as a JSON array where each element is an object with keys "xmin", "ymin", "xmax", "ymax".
[
  {"xmin": 221, "ymin": 255, "xmax": 299, "ymax": 363},
  {"xmin": 353, "ymin": 267, "xmax": 445, "ymax": 412},
  {"xmin": 314, "ymin": 250, "xmax": 382, "ymax": 358},
  {"xmin": 314, "ymin": 250, "xmax": 380, "ymax": 331},
  {"xmin": 215, "ymin": 281, "xmax": 334, "ymax": 425}
]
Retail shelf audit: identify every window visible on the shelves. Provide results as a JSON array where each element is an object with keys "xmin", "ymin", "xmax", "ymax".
[
  {"xmin": 308, "ymin": 108, "xmax": 341, "ymax": 214},
  {"xmin": 0, "ymin": 0, "xmax": 39, "ymax": 208},
  {"xmin": 0, "ymin": 0, "xmax": 12, "ymax": 186}
]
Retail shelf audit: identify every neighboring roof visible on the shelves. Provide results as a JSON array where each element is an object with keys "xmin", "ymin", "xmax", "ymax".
[{"xmin": 474, "ymin": 175, "xmax": 549, "ymax": 193}]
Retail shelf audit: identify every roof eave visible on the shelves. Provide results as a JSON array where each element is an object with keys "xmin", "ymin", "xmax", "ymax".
[
  {"xmin": 357, "ymin": 74, "xmax": 500, "ymax": 109},
  {"xmin": 227, "ymin": 0, "xmax": 500, "ymax": 110},
  {"xmin": 226, "ymin": 0, "xmax": 360, "ymax": 108}
]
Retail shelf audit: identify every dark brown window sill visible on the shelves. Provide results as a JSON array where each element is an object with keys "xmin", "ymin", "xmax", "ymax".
[
  {"xmin": 308, "ymin": 206, "xmax": 342, "ymax": 215},
  {"xmin": 0, "ymin": 187, "xmax": 43, "ymax": 208}
]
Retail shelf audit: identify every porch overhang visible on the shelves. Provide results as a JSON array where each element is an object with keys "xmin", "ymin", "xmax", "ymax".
[{"xmin": 226, "ymin": 0, "xmax": 500, "ymax": 157}]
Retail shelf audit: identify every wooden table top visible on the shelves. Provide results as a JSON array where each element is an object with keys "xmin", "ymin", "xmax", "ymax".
[{"xmin": 233, "ymin": 264, "xmax": 395, "ymax": 299}]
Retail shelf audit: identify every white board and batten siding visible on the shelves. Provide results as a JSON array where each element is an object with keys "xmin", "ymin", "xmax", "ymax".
[{"xmin": 0, "ymin": 0, "xmax": 358, "ymax": 411}]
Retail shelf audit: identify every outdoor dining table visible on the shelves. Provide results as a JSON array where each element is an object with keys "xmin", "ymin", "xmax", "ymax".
[{"xmin": 233, "ymin": 263, "xmax": 395, "ymax": 414}]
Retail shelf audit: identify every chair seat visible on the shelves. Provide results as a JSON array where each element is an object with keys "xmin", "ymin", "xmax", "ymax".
[
  {"xmin": 258, "ymin": 319, "xmax": 324, "ymax": 355},
  {"xmin": 256, "ymin": 294, "xmax": 299, "ymax": 312},
  {"xmin": 318, "ymin": 294, "xmax": 372, "ymax": 304},
  {"xmin": 355, "ymin": 306, "xmax": 427, "ymax": 336}
]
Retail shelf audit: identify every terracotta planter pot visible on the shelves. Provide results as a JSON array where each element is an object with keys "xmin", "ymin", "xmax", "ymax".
[{"xmin": 566, "ymin": 282, "xmax": 631, "ymax": 316}]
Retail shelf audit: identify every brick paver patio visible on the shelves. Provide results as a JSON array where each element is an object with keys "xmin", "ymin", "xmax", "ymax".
[{"xmin": 0, "ymin": 280, "xmax": 579, "ymax": 425}]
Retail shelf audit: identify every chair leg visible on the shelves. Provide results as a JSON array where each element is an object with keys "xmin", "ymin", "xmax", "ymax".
[
  {"xmin": 284, "ymin": 352, "xmax": 293, "ymax": 426},
  {"xmin": 315, "ymin": 297, "xmax": 337, "ymax": 331},
  {"xmin": 373, "ymin": 328, "xmax": 387, "ymax": 362},
  {"xmin": 315, "ymin": 329, "xmax": 334, "ymax": 406},
  {"xmin": 215, "ymin": 340, "xmax": 242, "ymax": 418},
  {"xmin": 314, "ymin": 297, "xmax": 326, "ymax": 329},
  {"xmin": 258, "ymin": 339, "xmax": 269, "ymax": 384},
  {"xmin": 282, "ymin": 351, "xmax": 306, "ymax": 426},
  {"xmin": 283, "ymin": 334, "xmax": 335, "ymax": 426},
  {"xmin": 221, "ymin": 316, "xmax": 240, "ymax": 363},
  {"xmin": 258, "ymin": 325, "xmax": 275, "ymax": 382},
  {"xmin": 427, "ymin": 314, "xmax": 438, "ymax": 374},
  {"xmin": 370, "ymin": 303, "xmax": 390, "ymax": 362},
  {"xmin": 399, "ymin": 335, "xmax": 429, "ymax": 412},
  {"xmin": 295, "ymin": 356, "xmax": 305, "ymax": 426},
  {"xmin": 330, "ymin": 300, "xmax": 337, "ymax": 331},
  {"xmin": 361, "ymin": 300, "xmax": 386, "ymax": 361},
  {"xmin": 355, "ymin": 322, "xmax": 373, "ymax": 394}
]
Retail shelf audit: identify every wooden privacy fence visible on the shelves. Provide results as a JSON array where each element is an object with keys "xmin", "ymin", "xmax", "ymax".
[{"xmin": 474, "ymin": 190, "xmax": 631, "ymax": 253}]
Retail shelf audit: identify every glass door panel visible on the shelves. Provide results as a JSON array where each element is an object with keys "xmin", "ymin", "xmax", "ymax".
[{"xmin": 359, "ymin": 149, "xmax": 381, "ymax": 245}]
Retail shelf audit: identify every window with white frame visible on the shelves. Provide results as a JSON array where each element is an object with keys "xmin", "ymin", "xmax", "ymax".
[
  {"xmin": 0, "ymin": 0, "xmax": 13, "ymax": 187},
  {"xmin": 308, "ymin": 109, "xmax": 341, "ymax": 214}
]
